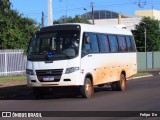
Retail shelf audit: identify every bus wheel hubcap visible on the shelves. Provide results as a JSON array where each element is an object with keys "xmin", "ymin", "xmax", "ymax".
[{"xmin": 86, "ymin": 83, "xmax": 91, "ymax": 95}]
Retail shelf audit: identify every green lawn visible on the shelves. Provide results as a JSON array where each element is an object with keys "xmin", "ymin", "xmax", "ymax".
[
  {"xmin": 131, "ymin": 72, "xmax": 152, "ymax": 78},
  {"xmin": 0, "ymin": 75, "xmax": 26, "ymax": 82}
]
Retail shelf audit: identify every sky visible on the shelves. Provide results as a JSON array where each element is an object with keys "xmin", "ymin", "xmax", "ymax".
[{"xmin": 10, "ymin": 0, "xmax": 160, "ymax": 25}]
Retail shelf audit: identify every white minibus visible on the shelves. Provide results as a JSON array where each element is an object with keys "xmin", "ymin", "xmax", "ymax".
[{"xmin": 26, "ymin": 23, "xmax": 137, "ymax": 99}]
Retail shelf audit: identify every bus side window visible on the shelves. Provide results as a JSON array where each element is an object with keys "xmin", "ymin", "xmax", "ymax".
[
  {"xmin": 90, "ymin": 33, "xmax": 99, "ymax": 53},
  {"xmin": 98, "ymin": 34, "xmax": 110, "ymax": 53},
  {"xmin": 126, "ymin": 36, "xmax": 132, "ymax": 52},
  {"xmin": 108, "ymin": 35, "xmax": 118, "ymax": 53},
  {"xmin": 126, "ymin": 36, "xmax": 136, "ymax": 52},
  {"xmin": 117, "ymin": 36, "xmax": 127, "ymax": 52},
  {"xmin": 130, "ymin": 36, "xmax": 136, "ymax": 52},
  {"xmin": 82, "ymin": 33, "xmax": 92, "ymax": 55}
]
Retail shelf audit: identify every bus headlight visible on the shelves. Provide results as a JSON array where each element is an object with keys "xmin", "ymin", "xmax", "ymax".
[
  {"xmin": 26, "ymin": 69, "xmax": 34, "ymax": 75},
  {"xmin": 65, "ymin": 67, "xmax": 79, "ymax": 74}
]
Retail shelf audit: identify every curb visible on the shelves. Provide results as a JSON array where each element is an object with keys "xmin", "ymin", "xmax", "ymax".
[{"xmin": 127, "ymin": 75, "xmax": 153, "ymax": 80}]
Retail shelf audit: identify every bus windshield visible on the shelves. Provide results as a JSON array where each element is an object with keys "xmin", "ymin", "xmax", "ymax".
[{"xmin": 27, "ymin": 30, "xmax": 80, "ymax": 61}]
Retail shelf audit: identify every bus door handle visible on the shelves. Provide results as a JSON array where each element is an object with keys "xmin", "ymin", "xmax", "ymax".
[{"xmin": 87, "ymin": 55, "xmax": 92, "ymax": 57}]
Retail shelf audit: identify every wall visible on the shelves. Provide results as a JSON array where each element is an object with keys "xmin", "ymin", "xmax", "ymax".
[
  {"xmin": 137, "ymin": 52, "xmax": 160, "ymax": 71},
  {"xmin": 91, "ymin": 17, "xmax": 142, "ymax": 30}
]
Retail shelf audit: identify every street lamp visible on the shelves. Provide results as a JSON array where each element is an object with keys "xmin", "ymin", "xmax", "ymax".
[
  {"xmin": 84, "ymin": 8, "xmax": 87, "ymax": 19},
  {"xmin": 84, "ymin": 2, "xmax": 94, "ymax": 25},
  {"xmin": 91, "ymin": 2, "xmax": 94, "ymax": 25},
  {"xmin": 84, "ymin": 8, "xmax": 91, "ymax": 20}
]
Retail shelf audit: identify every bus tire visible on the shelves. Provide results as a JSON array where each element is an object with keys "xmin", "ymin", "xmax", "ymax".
[
  {"xmin": 116, "ymin": 74, "xmax": 127, "ymax": 91},
  {"xmin": 33, "ymin": 88, "xmax": 44, "ymax": 99},
  {"xmin": 80, "ymin": 78, "xmax": 94, "ymax": 98}
]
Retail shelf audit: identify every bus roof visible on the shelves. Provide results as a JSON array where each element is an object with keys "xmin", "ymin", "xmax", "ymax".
[{"xmin": 40, "ymin": 23, "xmax": 132, "ymax": 36}]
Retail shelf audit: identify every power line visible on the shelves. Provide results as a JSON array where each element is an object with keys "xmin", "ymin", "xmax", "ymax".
[
  {"xmin": 22, "ymin": 1, "xmax": 160, "ymax": 16},
  {"xmin": 20, "ymin": 1, "xmax": 160, "ymax": 21}
]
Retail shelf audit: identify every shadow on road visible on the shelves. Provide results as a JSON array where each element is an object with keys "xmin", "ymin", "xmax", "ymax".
[
  {"xmin": 0, "ymin": 85, "xmax": 114, "ymax": 100},
  {"xmin": 0, "ymin": 85, "xmax": 33, "ymax": 100}
]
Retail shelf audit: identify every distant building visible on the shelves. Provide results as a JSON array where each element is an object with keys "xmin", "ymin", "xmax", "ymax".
[
  {"xmin": 92, "ymin": 17, "xmax": 141, "ymax": 31},
  {"xmin": 82, "ymin": 9, "xmax": 160, "ymax": 30},
  {"xmin": 135, "ymin": 9, "xmax": 160, "ymax": 20},
  {"xmin": 82, "ymin": 10, "xmax": 142, "ymax": 30}
]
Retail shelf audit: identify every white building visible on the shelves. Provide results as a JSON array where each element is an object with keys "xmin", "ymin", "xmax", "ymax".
[
  {"xmin": 135, "ymin": 9, "xmax": 160, "ymax": 20},
  {"xmin": 92, "ymin": 17, "xmax": 142, "ymax": 31}
]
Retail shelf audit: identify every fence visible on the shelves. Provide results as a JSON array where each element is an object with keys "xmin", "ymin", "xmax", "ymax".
[
  {"xmin": 0, "ymin": 50, "xmax": 26, "ymax": 76},
  {"xmin": 137, "ymin": 52, "xmax": 160, "ymax": 71}
]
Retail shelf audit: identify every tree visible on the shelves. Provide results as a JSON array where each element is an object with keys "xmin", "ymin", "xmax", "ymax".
[
  {"xmin": 0, "ymin": 0, "xmax": 39, "ymax": 52},
  {"xmin": 0, "ymin": 0, "xmax": 11, "ymax": 12},
  {"xmin": 133, "ymin": 17, "xmax": 160, "ymax": 52},
  {"xmin": 53, "ymin": 15, "xmax": 91, "ymax": 24}
]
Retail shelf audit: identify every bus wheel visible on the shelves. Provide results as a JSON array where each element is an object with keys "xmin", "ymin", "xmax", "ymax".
[
  {"xmin": 80, "ymin": 78, "xmax": 94, "ymax": 98},
  {"xmin": 117, "ymin": 74, "xmax": 127, "ymax": 91},
  {"xmin": 33, "ymin": 88, "xmax": 45, "ymax": 99}
]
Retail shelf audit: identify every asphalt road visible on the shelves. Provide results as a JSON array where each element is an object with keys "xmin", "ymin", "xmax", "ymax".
[{"xmin": 0, "ymin": 75, "xmax": 160, "ymax": 119}]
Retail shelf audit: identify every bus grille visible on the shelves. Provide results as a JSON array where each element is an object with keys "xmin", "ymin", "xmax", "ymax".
[{"xmin": 36, "ymin": 69, "xmax": 63, "ymax": 82}]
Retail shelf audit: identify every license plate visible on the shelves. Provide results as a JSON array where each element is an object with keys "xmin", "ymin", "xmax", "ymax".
[{"xmin": 43, "ymin": 76, "xmax": 54, "ymax": 81}]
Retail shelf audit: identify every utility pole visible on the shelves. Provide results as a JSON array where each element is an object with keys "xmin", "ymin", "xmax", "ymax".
[
  {"xmin": 91, "ymin": 2, "xmax": 94, "ymax": 25},
  {"xmin": 144, "ymin": 27, "xmax": 147, "ymax": 69},
  {"xmin": 48, "ymin": 0, "xmax": 53, "ymax": 26},
  {"xmin": 41, "ymin": 11, "xmax": 44, "ymax": 27},
  {"xmin": 144, "ymin": 27, "xmax": 147, "ymax": 53},
  {"xmin": 142, "ymin": 21, "xmax": 147, "ymax": 69}
]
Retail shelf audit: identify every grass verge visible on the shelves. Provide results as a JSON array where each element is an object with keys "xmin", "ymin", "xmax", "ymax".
[
  {"xmin": 0, "ymin": 75, "xmax": 26, "ymax": 82},
  {"xmin": 131, "ymin": 72, "xmax": 152, "ymax": 78},
  {"xmin": 0, "ymin": 72, "xmax": 153, "ymax": 82}
]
